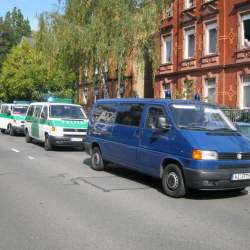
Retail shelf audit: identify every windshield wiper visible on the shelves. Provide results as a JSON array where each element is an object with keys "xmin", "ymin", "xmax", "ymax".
[
  {"xmin": 179, "ymin": 125, "xmax": 209, "ymax": 131},
  {"xmin": 210, "ymin": 128, "xmax": 237, "ymax": 132},
  {"xmin": 61, "ymin": 118, "xmax": 84, "ymax": 120}
]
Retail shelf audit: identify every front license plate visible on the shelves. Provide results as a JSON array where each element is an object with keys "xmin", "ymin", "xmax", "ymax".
[
  {"xmin": 70, "ymin": 138, "xmax": 82, "ymax": 142},
  {"xmin": 231, "ymin": 173, "xmax": 250, "ymax": 181}
]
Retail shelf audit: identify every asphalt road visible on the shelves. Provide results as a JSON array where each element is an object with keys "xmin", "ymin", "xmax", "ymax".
[{"xmin": 0, "ymin": 133, "xmax": 250, "ymax": 250}]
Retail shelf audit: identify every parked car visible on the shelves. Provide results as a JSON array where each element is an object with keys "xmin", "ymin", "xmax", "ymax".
[
  {"xmin": 25, "ymin": 100, "xmax": 88, "ymax": 150},
  {"xmin": 85, "ymin": 98, "xmax": 250, "ymax": 198},
  {"xmin": 0, "ymin": 102, "xmax": 29, "ymax": 135}
]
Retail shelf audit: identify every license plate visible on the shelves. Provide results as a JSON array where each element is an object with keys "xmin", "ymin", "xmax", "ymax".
[
  {"xmin": 70, "ymin": 138, "xmax": 82, "ymax": 142},
  {"xmin": 231, "ymin": 173, "xmax": 250, "ymax": 181}
]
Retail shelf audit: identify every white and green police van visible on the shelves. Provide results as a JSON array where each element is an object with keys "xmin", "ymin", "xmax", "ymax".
[
  {"xmin": 24, "ymin": 100, "xmax": 88, "ymax": 150},
  {"xmin": 0, "ymin": 102, "xmax": 29, "ymax": 135}
]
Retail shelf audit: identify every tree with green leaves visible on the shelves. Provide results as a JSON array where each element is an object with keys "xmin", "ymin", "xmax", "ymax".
[
  {"xmin": 0, "ymin": 7, "xmax": 31, "ymax": 68},
  {"xmin": 34, "ymin": 0, "xmax": 169, "ymax": 102},
  {"xmin": 0, "ymin": 39, "xmax": 75, "ymax": 102},
  {"xmin": 4, "ymin": 7, "xmax": 31, "ymax": 44}
]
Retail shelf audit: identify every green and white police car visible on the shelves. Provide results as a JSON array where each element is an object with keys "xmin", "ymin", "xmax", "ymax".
[
  {"xmin": 24, "ymin": 100, "xmax": 88, "ymax": 150},
  {"xmin": 0, "ymin": 102, "xmax": 29, "ymax": 135}
]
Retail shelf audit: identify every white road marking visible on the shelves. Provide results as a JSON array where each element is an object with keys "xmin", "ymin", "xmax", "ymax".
[
  {"xmin": 11, "ymin": 148, "xmax": 20, "ymax": 153},
  {"xmin": 28, "ymin": 156, "xmax": 35, "ymax": 160}
]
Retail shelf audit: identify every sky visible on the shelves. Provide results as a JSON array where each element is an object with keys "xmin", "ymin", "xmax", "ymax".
[{"xmin": 0, "ymin": 0, "xmax": 61, "ymax": 30}]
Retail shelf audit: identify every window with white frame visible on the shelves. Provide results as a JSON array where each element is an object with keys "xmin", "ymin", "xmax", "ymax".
[
  {"xmin": 205, "ymin": 22, "xmax": 217, "ymax": 55},
  {"xmin": 184, "ymin": 27, "xmax": 195, "ymax": 59},
  {"xmin": 241, "ymin": 14, "xmax": 250, "ymax": 48},
  {"xmin": 185, "ymin": 0, "xmax": 194, "ymax": 9},
  {"xmin": 204, "ymin": 78, "xmax": 216, "ymax": 103},
  {"xmin": 162, "ymin": 35, "xmax": 172, "ymax": 63},
  {"xmin": 241, "ymin": 76, "xmax": 250, "ymax": 108}
]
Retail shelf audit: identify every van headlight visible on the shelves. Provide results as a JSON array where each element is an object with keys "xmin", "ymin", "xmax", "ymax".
[
  {"xmin": 50, "ymin": 126, "xmax": 63, "ymax": 136},
  {"xmin": 192, "ymin": 150, "xmax": 218, "ymax": 160}
]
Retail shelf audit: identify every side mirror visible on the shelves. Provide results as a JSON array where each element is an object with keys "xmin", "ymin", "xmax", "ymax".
[{"xmin": 157, "ymin": 116, "xmax": 171, "ymax": 131}]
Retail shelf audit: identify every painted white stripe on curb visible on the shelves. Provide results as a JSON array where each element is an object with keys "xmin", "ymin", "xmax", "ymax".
[
  {"xmin": 28, "ymin": 156, "xmax": 35, "ymax": 160},
  {"xmin": 11, "ymin": 148, "xmax": 20, "ymax": 153}
]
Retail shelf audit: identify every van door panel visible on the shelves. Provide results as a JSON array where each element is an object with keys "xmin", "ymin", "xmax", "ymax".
[{"xmin": 139, "ymin": 106, "xmax": 171, "ymax": 177}]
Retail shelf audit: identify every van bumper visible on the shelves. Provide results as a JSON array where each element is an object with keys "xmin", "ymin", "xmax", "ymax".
[
  {"xmin": 183, "ymin": 168, "xmax": 250, "ymax": 190},
  {"xmin": 12, "ymin": 125, "xmax": 25, "ymax": 133},
  {"xmin": 49, "ymin": 136, "xmax": 85, "ymax": 147}
]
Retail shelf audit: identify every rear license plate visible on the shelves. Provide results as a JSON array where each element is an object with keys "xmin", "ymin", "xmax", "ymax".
[
  {"xmin": 70, "ymin": 138, "xmax": 82, "ymax": 142},
  {"xmin": 231, "ymin": 173, "xmax": 250, "ymax": 181}
]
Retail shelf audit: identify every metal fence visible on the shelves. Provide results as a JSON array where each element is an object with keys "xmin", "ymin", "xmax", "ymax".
[
  {"xmin": 222, "ymin": 109, "xmax": 250, "ymax": 123},
  {"xmin": 222, "ymin": 109, "xmax": 250, "ymax": 138}
]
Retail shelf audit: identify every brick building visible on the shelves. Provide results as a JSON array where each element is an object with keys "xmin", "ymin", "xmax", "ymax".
[{"xmin": 155, "ymin": 0, "xmax": 250, "ymax": 108}]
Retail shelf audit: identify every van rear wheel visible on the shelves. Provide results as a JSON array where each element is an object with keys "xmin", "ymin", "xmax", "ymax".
[
  {"xmin": 91, "ymin": 147, "xmax": 105, "ymax": 171},
  {"xmin": 162, "ymin": 163, "xmax": 186, "ymax": 198},
  {"xmin": 25, "ymin": 130, "xmax": 32, "ymax": 143}
]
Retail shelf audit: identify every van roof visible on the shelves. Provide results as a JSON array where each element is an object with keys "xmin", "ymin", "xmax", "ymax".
[
  {"xmin": 95, "ymin": 98, "xmax": 213, "ymax": 106},
  {"xmin": 29, "ymin": 102, "xmax": 81, "ymax": 106}
]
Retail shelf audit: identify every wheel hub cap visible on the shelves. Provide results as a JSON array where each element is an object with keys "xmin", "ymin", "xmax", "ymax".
[
  {"xmin": 167, "ymin": 172, "xmax": 179, "ymax": 190},
  {"xmin": 93, "ymin": 153, "xmax": 100, "ymax": 165}
]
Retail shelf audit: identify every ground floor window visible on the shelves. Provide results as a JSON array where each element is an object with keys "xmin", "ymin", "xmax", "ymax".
[
  {"xmin": 241, "ymin": 76, "xmax": 250, "ymax": 108},
  {"xmin": 204, "ymin": 78, "xmax": 216, "ymax": 104}
]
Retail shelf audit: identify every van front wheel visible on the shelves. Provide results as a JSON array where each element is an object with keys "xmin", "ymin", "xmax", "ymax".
[
  {"xmin": 91, "ymin": 147, "xmax": 105, "ymax": 171},
  {"xmin": 44, "ymin": 136, "xmax": 53, "ymax": 151},
  {"xmin": 10, "ymin": 126, "xmax": 15, "ymax": 136},
  {"xmin": 25, "ymin": 130, "xmax": 32, "ymax": 143},
  {"xmin": 162, "ymin": 164, "xmax": 186, "ymax": 198}
]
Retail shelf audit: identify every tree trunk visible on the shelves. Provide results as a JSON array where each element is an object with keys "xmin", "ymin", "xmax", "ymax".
[
  {"xmin": 78, "ymin": 64, "xmax": 83, "ymax": 104},
  {"xmin": 144, "ymin": 51, "xmax": 154, "ymax": 98}
]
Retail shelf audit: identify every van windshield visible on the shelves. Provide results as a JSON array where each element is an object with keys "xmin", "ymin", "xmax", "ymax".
[
  {"xmin": 169, "ymin": 104, "xmax": 237, "ymax": 131},
  {"xmin": 50, "ymin": 105, "xmax": 86, "ymax": 120},
  {"xmin": 13, "ymin": 105, "xmax": 29, "ymax": 115}
]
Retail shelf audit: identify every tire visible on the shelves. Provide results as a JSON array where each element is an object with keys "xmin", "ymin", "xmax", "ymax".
[
  {"xmin": 1, "ymin": 129, "xmax": 5, "ymax": 134},
  {"xmin": 91, "ymin": 147, "xmax": 105, "ymax": 171},
  {"xmin": 44, "ymin": 135, "xmax": 53, "ymax": 151},
  {"xmin": 9, "ymin": 126, "xmax": 15, "ymax": 136},
  {"xmin": 6, "ymin": 124, "xmax": 11, "ymax": 134},
  {"xmin": 162, "ymin": 163, "xmax": 186, "ymax": 198},
  {"xmin": 25, "ymin": 130, "xmax": 32, "ymax": 143}
]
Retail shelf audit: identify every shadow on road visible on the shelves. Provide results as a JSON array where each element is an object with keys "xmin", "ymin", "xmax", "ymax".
[{"xmin": 83, "ymin": 157, "xmax": 249, "ymax": 199}]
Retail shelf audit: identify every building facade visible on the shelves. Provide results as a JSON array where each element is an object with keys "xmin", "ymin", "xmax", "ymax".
[{"xmin": 155, "ymin": 0, "xmax": 250, "ymax": 108}]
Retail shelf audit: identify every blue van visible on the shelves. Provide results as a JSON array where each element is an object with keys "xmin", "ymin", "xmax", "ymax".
[{"xmin": 85, "ymin": 99, "xmax": 250, "ymax": 197}]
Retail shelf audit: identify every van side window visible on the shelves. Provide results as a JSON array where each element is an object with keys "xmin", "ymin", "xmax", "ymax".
[
  {"xmin": 116, "ymin": 104, "xmax": 144, "ymax": 127},
  {"xmin": 3, "ymin": 106, "xmax": 10, "ymax": 114},
  {"xmin": 27, "ymin": 105, "xmax": 35, "ymax": 117},
  {"xmin": 93, "ymin": 104, "xmax": 116, "ymax": 124},
  {"xmin": 34, "ymin": 106, "xmax": 42, "ymax": 118},
  {"xmin": 42, "ymin": 106, "xmax": 48, "ymax": 119},
  {"xmin": 146, "ymin": 107, "xmax": 167, "ymax": 129}
]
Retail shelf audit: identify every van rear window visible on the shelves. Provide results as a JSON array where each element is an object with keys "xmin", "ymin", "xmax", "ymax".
[{"xmin": 13, "ymin": 106, "xmax": 28, "ymax": 115}]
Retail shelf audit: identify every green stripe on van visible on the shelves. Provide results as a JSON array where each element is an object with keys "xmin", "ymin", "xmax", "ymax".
[
  {"xmin": 0, "ymin": 114, "xmax": 26, "ymax": 121},
  {"xmin": 49, "ymin": 119, "xmax": 88, "ymax": 128}
]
